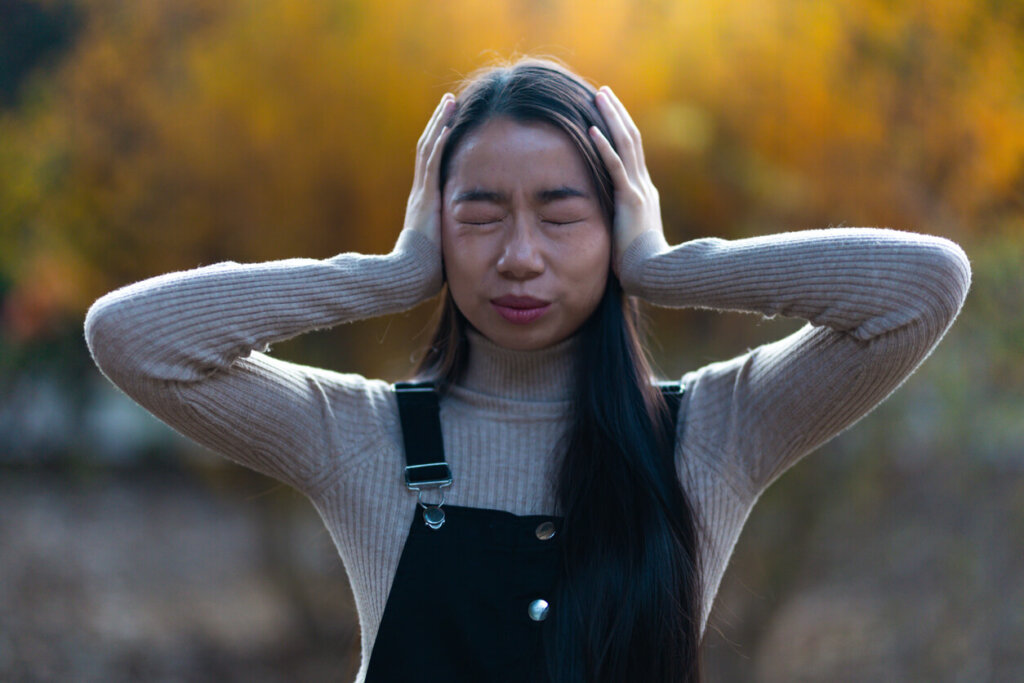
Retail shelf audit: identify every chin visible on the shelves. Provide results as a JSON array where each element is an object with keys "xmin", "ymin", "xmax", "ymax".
[
  {"xmin": 495, "ymin": 336, "xmax": 551, "ymax": 352},
  {"xmin": 484, "ymin": 322, "xmax": 574, "ymax": 351}
]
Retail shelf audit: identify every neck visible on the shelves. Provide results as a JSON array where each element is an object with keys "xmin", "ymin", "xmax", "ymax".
[{"xmin": 459, "ymin": 329, "xmax": 577, "ymax": 402}]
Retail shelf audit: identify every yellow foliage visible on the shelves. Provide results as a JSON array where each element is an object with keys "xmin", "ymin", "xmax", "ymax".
[{"xmin": 1, "ymin": 0, "xmax": 1022, "ymax": 334}]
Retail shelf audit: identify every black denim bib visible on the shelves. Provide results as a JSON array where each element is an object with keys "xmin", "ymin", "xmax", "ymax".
[{"xmin": 364, "ymin": 381, "xmax": 682, "ymax": 682}]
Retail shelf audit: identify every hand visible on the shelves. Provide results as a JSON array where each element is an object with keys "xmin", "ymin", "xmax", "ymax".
[
  {"xmin": 404, "ymin": 93, "xmax": 456, "ymax": 246},
  {"xmin": 590, "ymin": 86, "xmax": 666, "ymax": 275}
]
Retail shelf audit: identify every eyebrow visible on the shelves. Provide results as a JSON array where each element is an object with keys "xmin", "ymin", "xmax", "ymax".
[{"xmin": 452, "ymin": 185, "xmax": 590, "ymax": 204}]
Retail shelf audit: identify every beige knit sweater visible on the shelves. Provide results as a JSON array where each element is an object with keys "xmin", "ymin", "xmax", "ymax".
[{"xmin": 84, "ymin": 227, "xmax": 970, "ymax": 681}]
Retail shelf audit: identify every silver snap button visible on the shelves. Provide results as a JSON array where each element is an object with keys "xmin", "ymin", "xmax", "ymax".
[
  {"xmin": 528, "ymin": 599, "xmax": 550, "ymax": 621},
  {"xmin": 422, "ymin": 506, "xmax": 445, "ymax": 529},
  {"xmin": 535, "ymin": 521, "xmax": 556, "ymax": 541}
]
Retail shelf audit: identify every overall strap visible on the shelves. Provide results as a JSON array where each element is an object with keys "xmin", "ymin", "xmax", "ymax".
[
  {"xmin": 393, "ymin": 381, "xmax": 452, "ymax": 529},
  {"xmin": 393, "ymin": 381, "xmax": 452, "ymax": 489}
]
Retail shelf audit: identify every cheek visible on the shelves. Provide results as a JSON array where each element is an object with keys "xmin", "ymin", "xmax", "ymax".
[
  {"xmin": 440, "ymin": 219, "xmax": 489, "ymax": 308},
  {"xmin": 562, "ymin": 227, "xmax": 611, "ymax": 294}
]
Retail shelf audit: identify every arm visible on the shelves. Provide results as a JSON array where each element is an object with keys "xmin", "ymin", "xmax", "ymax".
[
  {"xmin": 83, "ymin": 94, "xmax": 455, "ymax": 496},
  {"xmin": 618, "ymin": 227, "xmax": 970, "ymax": 495},
  {"xmin": 84, "ymin": 229, "xmax": 441, "ymax": 493},
  {"xmin": 590, "ymin": 86, "xmax": 970, "ymax": 496}
]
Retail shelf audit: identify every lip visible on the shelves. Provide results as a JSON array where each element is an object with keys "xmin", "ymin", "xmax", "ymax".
[
  {"xmin": 490, "ymin": 295, "xmax": 551, "ymax": 324},
  {"xmin": 491, "ymin": 295, "xmax": 550, "ymax": 308}
]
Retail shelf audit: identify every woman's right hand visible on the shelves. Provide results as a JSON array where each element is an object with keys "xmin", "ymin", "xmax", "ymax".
[{"xmin": 403, "ymin": 93, "xmax": 456, "ymax": 246}]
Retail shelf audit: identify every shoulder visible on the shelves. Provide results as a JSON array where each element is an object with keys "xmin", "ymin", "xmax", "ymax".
[
  {"xmin": 233, "ymin": 353, "xmax": 406, "ymax": 485},
  {"xmin": 300, "ymin": 364, "xmax": 402, "ymax": 457}
]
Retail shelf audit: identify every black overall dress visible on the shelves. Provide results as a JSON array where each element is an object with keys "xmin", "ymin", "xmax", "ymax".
[{"xmin": 364, "ymin": 381, "xmax": 683, "ymax": 682}]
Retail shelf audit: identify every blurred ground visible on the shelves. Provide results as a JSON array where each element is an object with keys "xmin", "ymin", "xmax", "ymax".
[
  {"xmin": 0, "ymin": 469, "xmax": 359, "ymax": 682},
  {"xmin": 2, "ymin": 416, "xmax": 1021, "ymax": 681},
  {"xmin": 3, "ymin": 0, "xmax": 1023, "ymax": 680}
]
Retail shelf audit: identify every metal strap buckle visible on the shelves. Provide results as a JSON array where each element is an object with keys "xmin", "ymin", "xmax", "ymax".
[
  {"xmin": 403, "ymin": 462, "xmax": 453, "ymax": 490},
  {"xmin": 405, "ymin": 463, "xmax": 452, "ymax": 530}
]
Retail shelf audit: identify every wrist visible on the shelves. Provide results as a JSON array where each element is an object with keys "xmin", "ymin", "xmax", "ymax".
[
  {"xmin": 616, "ymin": 230, "xmax": 670, "ymax": 292},
  {"xmin": 393, "ymin": 228, "xmax": 444, "ymax": 299},
  {"xmin": 405, "ymin": 222, "xmax": 441, "ymax": 248}
]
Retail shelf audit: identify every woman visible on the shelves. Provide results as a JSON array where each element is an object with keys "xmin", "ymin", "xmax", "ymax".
[{"xmin": 84, "ymin": 58, "xmax": 971, "ymax": 682}]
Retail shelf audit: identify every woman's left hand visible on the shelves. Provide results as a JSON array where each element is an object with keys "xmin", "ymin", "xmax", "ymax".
[{"xmin": 590, "ymin": 86, "xmax": 667, "ymax": 275}]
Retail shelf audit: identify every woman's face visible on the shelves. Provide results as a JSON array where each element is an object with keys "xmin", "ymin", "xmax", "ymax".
[{"xmin": 442, "ymin": 117, "xmax": 611, "ymax": 351}]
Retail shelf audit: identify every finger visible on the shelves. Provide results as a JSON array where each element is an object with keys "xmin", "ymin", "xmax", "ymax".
[
  {"xmin": 600, "ymin": 86, "xmax": 647, "ymax": 176},
  {"xmin": 595, "ymin": 90, "xmax": 640, "ymax": 178},
  {"xmin": 589, "ymin": 125, "xmax": 633, "ymax": 198},
  {"xmin": 418, "ymin": 93, "xmax": 453, "ymax": 152},
  {"xmin": 601, "ymin": 88, "xmax": 644, "ymax": 159},
  {"xmin": 417, "ymin": 94, "xmax": 454, "ymax": 170},
  {"xmin": 416, "ymin": 95, "xmax": 455, "ymax": 181},
  {"xmin": 599, "ymin": 87, "xmax": 647, "ymax": 176},
  {"xmin": 423, "ymin": 125, "xmax": 451, "ymax": 191}
]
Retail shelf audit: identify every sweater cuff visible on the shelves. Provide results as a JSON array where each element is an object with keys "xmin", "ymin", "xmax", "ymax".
[
  {"xmin": 391, "ymin": 229, "xmax": 444, "ymax": 295},
  {"xmin": 394, "ymin": 228, "xmax": 440, "ymax": 264},
  {"xmin": 617, "ymin": 230, "xmax": 671, "ymax": 295}
]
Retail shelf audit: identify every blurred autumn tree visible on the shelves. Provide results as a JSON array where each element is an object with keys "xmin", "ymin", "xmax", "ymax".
[
  {"xmin": 2, "ymin": 2, "xmax": 1022, "ymax": 679},
  {"xmin": 0, "ymin": 0, "xmax": 77, "ymax": 106},
  {"xmin": 1, "ymin": 0, "xmax": 1021, "ymax": 350}
]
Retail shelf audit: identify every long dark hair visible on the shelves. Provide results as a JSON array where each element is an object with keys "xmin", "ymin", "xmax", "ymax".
[{"xmin": 415, "ymin": 57, "xmax": 703, "ymax": 682}]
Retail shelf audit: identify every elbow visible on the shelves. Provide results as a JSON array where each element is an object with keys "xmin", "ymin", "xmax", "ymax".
[
  {"xmin": 83, "ymin": 293, "xmax": 128, "ymax": 381},
  {"xmin": 926, "ymin": 235, "xmax": 972, "ymax": 326},
  {"xmin": 83, "ymin": 294, "xmax": 109, "ymax": 351},
  {"xmin": 895, "ymin": 234, "xmax": 972, "ymax": 343},
  {"xmin": 84, "ymin": 289, "xmax": 157, "ymax": 386},
  {"xmin": 857, "ymin": 233, "xmax": 972, "ymax": 343}
]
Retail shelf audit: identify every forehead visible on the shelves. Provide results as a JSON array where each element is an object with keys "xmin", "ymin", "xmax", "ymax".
[{"xmin": 446, "ymin": 117, "xmax": 593, "ymax": 194}]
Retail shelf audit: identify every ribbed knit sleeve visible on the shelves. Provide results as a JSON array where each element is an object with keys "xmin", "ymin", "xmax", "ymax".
[
  {"xmin": 618, "ymin": 227, "xmax": 971, "ymax": 497},
  {"xmin": 83, "ymin": 229, "xmax": 442, "ymax": 494}
]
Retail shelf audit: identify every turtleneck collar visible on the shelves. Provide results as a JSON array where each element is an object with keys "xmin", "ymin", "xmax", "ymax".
[{"xmin": 458, "ymin": 328, "xmax": 578, "ymax": 402}]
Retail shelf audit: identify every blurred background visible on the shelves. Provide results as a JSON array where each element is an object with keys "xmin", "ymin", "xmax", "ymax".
[{"xmin": 1, "ymin": 0, "xmax": 1022, "ymax": 680}]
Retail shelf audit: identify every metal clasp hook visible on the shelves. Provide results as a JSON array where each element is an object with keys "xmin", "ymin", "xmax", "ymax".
[{"xmin": 405, "ymin": 463, "xmax": 452, "ymax": 530}]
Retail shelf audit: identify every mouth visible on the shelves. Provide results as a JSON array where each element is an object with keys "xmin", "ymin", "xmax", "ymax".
[{"xmin": 490, "ymin": 295, "xmax": 551, "ymax": 324}]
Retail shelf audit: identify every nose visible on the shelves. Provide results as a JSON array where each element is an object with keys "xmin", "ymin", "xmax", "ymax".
[{"xmin": 496, "ymin": 217, "xmax": 544, "ymax": 280}]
